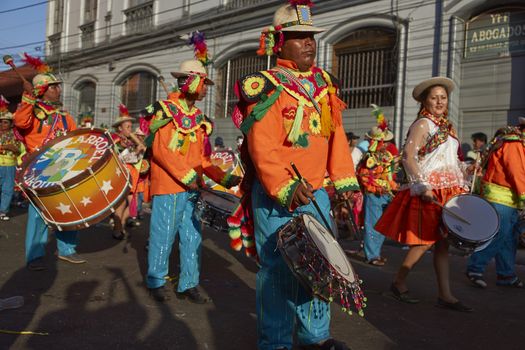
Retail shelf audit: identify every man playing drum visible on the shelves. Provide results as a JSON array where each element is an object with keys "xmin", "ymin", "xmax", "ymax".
[
  {"xmin": 232, "ymin": 2, "xmax": 358, "ymax": 349},
  {"xmin": 14, "ymin": 54, "xmax": 85, "ymax": 270},
  {"xmin": 466, "ymin": 118, "xmax": 525, "ymax": 288},
  {"xmin": 144, "ymin": 49, "xmax": 241, "ymax": 302}
]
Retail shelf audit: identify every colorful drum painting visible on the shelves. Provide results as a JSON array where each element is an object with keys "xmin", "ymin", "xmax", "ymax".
[
  {"xmin": 204, "ymin": 150, "xmax": 243, "ymax": 196},
  {"xmin": 18, "ymin": 128, "xmax": 130, "ymax": 231}
]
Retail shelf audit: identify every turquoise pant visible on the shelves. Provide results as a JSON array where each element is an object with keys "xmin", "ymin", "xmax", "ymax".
[
  {"xmin": 146, "ymin": 192, "xmax": 201, "ymax": 292},
  {"xmin": 25, "ymin": 204, "xmax": 78, "ymax": 263},
  {"xmin": 363, "ymin": 193, "xmax": 391, "ymax": 262},
  {"xmin": 252, "ymin": 180, "xmax": 331, "ymax": 350}
]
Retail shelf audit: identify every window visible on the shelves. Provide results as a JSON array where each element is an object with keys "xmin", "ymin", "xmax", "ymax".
[
  {"xmin": 333, "ymin": 27, "xmax": 398, "ymax": 109},
  {"xmin": 120, "ymin": 72, "xmax": 157, "ymax": 117},
  {"xmin": 76, "ymin": 81, "xmax": 96, "ymax": 122},
  {"xmin": 124, "ymin": 0, "xmax": 154, "ymax": 35},
  {"xmin": 216, "ymin": 52, "xmax": 272, "ymax": 118},
  {"xmin": 80, "ymin": 22, "xmax": 95, "ymax": 48},
  {"xmin": 53, "ymin": 0, "xmax": 64, "ymax": 33},
  {"xmin": 84, "ymin": 0, "xmax": 98, "ymax": 23},
  {"xmin": 48, "ymin": 33, "xmax": 61, "ymax": 57},
  {"xmin": 225, "ymin": 0, "xmax": 268, "ymax": 10},
  {"xmin": 129, "ymin": 0, "xmax": 150, "ymax": 7}
]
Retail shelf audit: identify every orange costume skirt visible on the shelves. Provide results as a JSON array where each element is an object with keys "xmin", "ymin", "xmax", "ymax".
[
  {"xmin": 126, "ymin": 164, "xmax": 140, "ymax": 194},
  {"xmin": 375, "ymin": 187, "xmax": 465, "ymax": 245}
]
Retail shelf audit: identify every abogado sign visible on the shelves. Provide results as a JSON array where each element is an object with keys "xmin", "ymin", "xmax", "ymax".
[{"xmin": 464, "ymin": 8, "xmax": 525, "ymax": 59}]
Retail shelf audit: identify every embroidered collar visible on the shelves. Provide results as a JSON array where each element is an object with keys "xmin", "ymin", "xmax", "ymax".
[
  {"xmin": 158, "ymin": 97, "xmax": 212, "ymax": 135},
  {"xmin": 417, "ymin": 108, "xmax": 458, "ymax": 139},
  {"xmin": 35, "ymin": 100, "xmax": 65, "ymax": 120},
  {"xmin": 261, "ymin": 59, "xmax": 330, "ymax": 108}
]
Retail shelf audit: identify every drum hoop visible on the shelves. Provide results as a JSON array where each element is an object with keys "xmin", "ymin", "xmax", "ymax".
[
  {"xmin": 17, "ymin": 128, "xmax": 114, "ymax": 195},
  {"xmin": 442, "ymin": 193, "xmax": 500, "ymax": 242}
]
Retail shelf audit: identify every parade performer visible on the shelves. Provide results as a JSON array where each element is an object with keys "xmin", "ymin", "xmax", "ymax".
[
  {"xmin": 466, "ymin": 120, "xmax": 525, "ymax": 288},
  {"xmin": 375, "ymin": 77, "xmax": 472, "ymax": 312},
  {"xmin": 0, "ymin": 96, "xmax": 22, "ymax": 221},
  {"xmin": 144, "ymin": 31, "xmax": 240, "ymax": 303},
  {"xmin": 14, "ymin": 54, "xmax": 85, "ymax": 269},
  {"xmin": 231, "ymin": 2, "xmax": 359, "ymax": 349},
  {"xmin": 111, "ymin": 104, "xmax": 146, "ymax": 239},
  {"xmin": 357, "ymin": 105, "xmax": 398, "ymax": 266}
]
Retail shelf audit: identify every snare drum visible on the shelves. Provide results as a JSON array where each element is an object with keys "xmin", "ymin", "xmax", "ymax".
[
  {"xmin": 441, "ymin": 194, "xmax": 499, "ymax": 253},
  {"xmin": 194, "ymin": 189, "xmax": 240, "ymax": 232},
  {"xmin": 17, "ymin": 128, "xmax": 131, "ymax": 231},
  {"xmin": 278, "ymin": 213, "xmax": 366, "ymax": 315}
]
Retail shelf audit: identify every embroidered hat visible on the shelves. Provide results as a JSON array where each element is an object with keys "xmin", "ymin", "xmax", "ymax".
[
  {"xmin": 170, "ymin": 60, "xmax": 214, "ymax": 86},
  {"xmin": 365, "ymin": 104, "xmax": 394, "ymax": 141},
  {"xmin": 0, "ymin": 95, "xmax": 13, "ymax": 120},
  {"xmin": 273, "ymin": 2, "xmax": 325, "ymax": 33},
  {"xmin": 22, "ymin": 53, "xmax": 62, "ymax": 97},
  {"xmin": 412, "ymin": 76, "xmax": 455, "ymax": 102},
  {"xmin": 112, "ymin": 104, "xmax": 135, "ymax": 128}
]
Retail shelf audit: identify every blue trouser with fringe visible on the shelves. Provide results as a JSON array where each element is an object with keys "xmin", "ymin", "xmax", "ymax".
[
  {"xmin": 252, "ymin": 180, "xmax": 331, "ymax": 350},
  {"xmin": 25, "ymin": 204, "xmax": 78, "ymax": 263},
  {"xmin": 363, "ymin": 193, "xmax": 391, "ymax": 262},
  {"xmin": 146, "ymin": 192, "xmax": 201, "ymax": 292},
  {"xmin": 0, "ymin": 165, "xmax": 15, "ymax": 214},
  {"xmin": 467, "ymin": 202, "xmax": 520, "ymax": 284}
]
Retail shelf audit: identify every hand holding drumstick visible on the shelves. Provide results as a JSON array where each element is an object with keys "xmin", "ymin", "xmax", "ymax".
[{"xmin": 3, "ymin": 55, "xmax": 33, "ymax": 94}]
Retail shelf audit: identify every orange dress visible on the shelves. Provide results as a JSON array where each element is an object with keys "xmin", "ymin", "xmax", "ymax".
[{"xmin": 375, "ymin": 113, "xmax": 467, "ymax": 245}]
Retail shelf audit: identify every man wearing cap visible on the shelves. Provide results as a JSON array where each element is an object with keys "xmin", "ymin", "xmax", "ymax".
[
  {"xmin": 14, "ymin": 54, "xmax": 85, "ymax": 269},
  {"xmin": 144, "ymin": 58, "xmax": 241, "ymax": 303},
  {"xmin": 110, "ymin": 104, "xmax": 146, "ymax": 239},
  {"xmin": 233, "ymin": 2, "xmax": 358, "ymax": 349},
  {"xmin": 346, "ymin": 132, "xmax": 362, "ymax": 171},
  {"xmin": 466, "ymin": 119, "xmax": 525, "ymax": 288},
  {"xmin": 0, "ymin": 96, "xmax": 22, "ymax": 221}
]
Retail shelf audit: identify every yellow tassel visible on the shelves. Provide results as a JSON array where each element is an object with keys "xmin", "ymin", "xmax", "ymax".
[
  {"xmin": 168, "ymin": 129, "xmax": 179, "ymax": 151},
  {"xmin": 287, "ymin": 103, "xmax": 304, "ymax": 143},
  {"xmin": 179, "ymin": 134, "xmax": 191, "ymax": 155},
  {"xmin": 320, "ymin": 96, "xmax": 332, "ymax": 137}
]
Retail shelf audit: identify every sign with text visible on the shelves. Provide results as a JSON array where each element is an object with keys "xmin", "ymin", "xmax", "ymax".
[{"xmin": 465, "ymin": 8, "xmax": 525, "ymax": 59}]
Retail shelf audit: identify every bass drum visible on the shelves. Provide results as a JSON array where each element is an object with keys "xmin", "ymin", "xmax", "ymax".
[{"xmin": 17, "ymin": 128, "xmax": 130, "ymax": 231}]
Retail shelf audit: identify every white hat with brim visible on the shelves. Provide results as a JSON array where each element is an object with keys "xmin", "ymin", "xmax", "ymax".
[
  {"xmin": 0, "ymin": 112, "xmax": 13, "ymax": 120},
  {"xmin": 412, "ymin": 77, "xmax": 455, "ymax": 102},
  {"xmin": 273, "ymin": 5, "xmax": 325, "ymax": 33},
  {"xmin": 112, "ymin": 116, "xmax": 135, "ymax": 128},
  {"xmin": 365, "ymin": 126, "xmax": 394, "ymax": 141},
  {"xmin": 170, "ymin": 60, "xmax": 214, "ymax": 85}
]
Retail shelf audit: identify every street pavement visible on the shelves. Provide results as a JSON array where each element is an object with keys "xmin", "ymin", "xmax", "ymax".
[{"xmin": 0, "ymin": 206, "xmax": 524, "ymax": 350}]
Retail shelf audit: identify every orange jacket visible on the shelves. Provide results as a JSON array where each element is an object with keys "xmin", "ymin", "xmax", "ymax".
[
  {"xmin": 14, "ymin": 92, "xmax": 76, "ymax": 153},
  {"xmin": 148, "ymin": 97, "xmax": 230, "ymax": 195},
  {"xmin": 482, "ymin": 134, "xmax": 525, "ymax": 208},
  {"xmin": 240, "ymin": 59, "xmax": 358, "ymax": 209}
]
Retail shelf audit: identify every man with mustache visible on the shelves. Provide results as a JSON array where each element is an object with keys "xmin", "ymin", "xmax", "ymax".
[{"xmin": 232, "ymin": 2, "xmax": 358, "ymax": 349}]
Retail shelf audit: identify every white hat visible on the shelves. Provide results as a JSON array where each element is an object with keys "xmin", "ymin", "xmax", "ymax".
[
  {"xmin": 412, "ymin": 77, "xmax": 455, "ymax": 102},
  {"xmin": 170, "ymin": 60, "xmax": 214, "ymax": 85},
  {"xmin": 273, "ymin": 4, "xmax": 325, "ymax": 33},
  {"xmin": 365, "ymin": 126, "xmax": 394, "ymax": 142}
]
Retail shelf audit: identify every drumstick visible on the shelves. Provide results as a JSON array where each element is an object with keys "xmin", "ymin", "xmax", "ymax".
[
  {"xmin": 290, "ymin": 162, "xmax": 335, "ymax": 238},
  {"xmin": 157, "ymin": 75, "xmax": 170, "ymax": 96},
  {"xmin": 3, "ymin": 55, "xmax": 31, "ymax": 85},
  {"xmin": 470, "ymin": 153, "xmax": 480, "ymax": 194},
  {"xmin": 431, "ymin": 199, "xmax": 471, "ymax": 225}
]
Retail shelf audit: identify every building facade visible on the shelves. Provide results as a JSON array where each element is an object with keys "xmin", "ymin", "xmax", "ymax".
[{"xmin": 46, "ymin": 0, "xmax": 525, "ymax": 149}]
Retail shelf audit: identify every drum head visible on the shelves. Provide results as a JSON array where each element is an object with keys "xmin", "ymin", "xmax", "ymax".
[
  {"xmin": 443, "ymin": 194, "xmax": 499, "ymax": 243},
  {"xmin": 20, "ymin": 128, "xmax": 112, "ymax": 193},
  {"xmin": 301, "ymin": 214, "xmax": 356, "ymax": 283},
  {"xmin": 200, "ymin": 190, "xmax": 239, "ymax": 213}
]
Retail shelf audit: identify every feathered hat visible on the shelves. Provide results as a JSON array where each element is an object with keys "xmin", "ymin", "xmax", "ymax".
[
  {"xmin": 0, "ymin": 95, "xmax": 13, "ymax": 120},
  {"xmin": 366, "ymin": 104, "xmax": 394, "ymax": 146},
  {"xmin": 112, "ymin": 104, "xmax": 135, "ymax": 128},
  {"xmin": 170, "ymin": 31, "xmax": 214, "ymax": 94},
  {"xmin": 22, "ymin": 53, "xmax": 61, "ymax": 97},
  {"xmin": 79, "ymin": 110, "xmax": 94, "ymax": 127},
  {"xmin": 257, "ymin": 0, "xmax": 325, "ymax": 56}
]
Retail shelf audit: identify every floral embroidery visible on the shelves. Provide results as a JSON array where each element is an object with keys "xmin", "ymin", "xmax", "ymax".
[
  {"xmin": 182, "ymin": 116, "xmax": 192, "ymax": 128},
  {"xmin": 242, "ymin": 75, "xmax": 266, "ymax": 97},
  {"xmin": 333, "ymin": 176, "xmax": 360, "ymax": 193},
  {"xmin": 315, "ymin": 72, "xmax": 326, "ymax": 88},
  {"xmin": 301, "ymin": 79, "xmax": 315, "ymax": 94},
  {"xmin": 189, "ymin": 131, "xmax": 197, "ymax": 142},
  {"xmin": 309, "ymin": 112, "xmax": 321, "ymax": 135},
  {"xmin": 417, "ymin": 108, "xmax": 458, "ymax": 157},
  {"xmin": 282, "ymin": 106, "xmax": 297, "ymax": 120}
]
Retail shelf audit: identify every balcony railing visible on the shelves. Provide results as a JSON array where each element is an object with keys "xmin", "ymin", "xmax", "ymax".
[
  {"xmin": 124, "ymin": 1, "xmax": 154, "ymax": 35},
  {"xmin": 80, "ymin": 22, "xmax": 95, "ymax": 49},
  {"xmin": 225, "ymin": 0, "xmax": 268, "ymax": 10}
]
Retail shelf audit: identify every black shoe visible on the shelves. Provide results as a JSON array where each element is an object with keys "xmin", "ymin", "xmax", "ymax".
[
  {"xmin": 112, "ymin": 230, "xmax": 126, "ymax": 240},
  {"xmin": 436, "ymin": 298, "xmax": 473, "ymax": 313},
  {"xmin": 149, "ymin": 287, "xmax": 169, "ymax": 302},
  {"xmin": 175, "ymin": 287, "xmax": 209, "ymax": 304},
  {"xmin": 27, "ymin": 257, "xmax": 46, "ymax": 271},
  {"xmin": 390, "ymin": 283, "xmax": 419, "ymax": 304},
  {"xmin": 301, "ymin": 338, "xmax": 350, "ymax": 350}
]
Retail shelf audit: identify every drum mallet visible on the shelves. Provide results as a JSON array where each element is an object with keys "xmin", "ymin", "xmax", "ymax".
[
  {"xmin": 290, "ymin": 162, "xmax": 335, "ymax": 238},
  {"xmin": 3, "ymin": 55, "xmax": 31, "ymax": 85},
  {"xmin": 431, "ymin": 199, "xmax": 471, "ymax": 225},
  {"xmin": 157, "ymin": 75, "xmax": 170, "ymax": 96}
]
